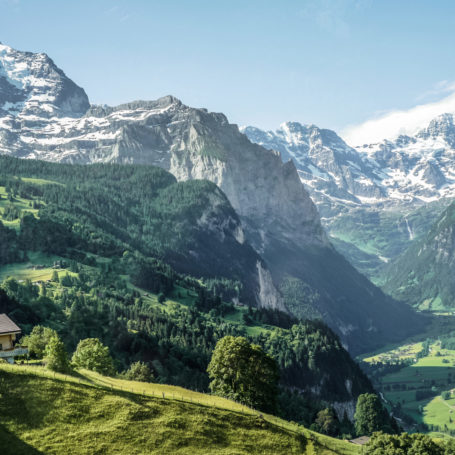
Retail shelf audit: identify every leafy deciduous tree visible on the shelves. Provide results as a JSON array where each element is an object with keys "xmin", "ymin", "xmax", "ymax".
[
  {"xmin": 72, "ymin": 338, "xmax": 115, "ymax": 376},
  {"xmin": 45, "ymin": 335, "xmax": 70, "ymax": 373},
  {"xmin": 125, "ymin": 361, "xmax": 154, "ymax": 382},
  {"xmin": 22, "ymin": 325, "xmax": 58, "ymax": 359},
  {"xmin": 310, "ymin": 408, "xmax": 340, "ymax": 437},
  {"xmin": 207, "ymin": 336, "xmax": 279, "ymax": 413},
  {"xmin": 355, "ymin": 393, "xmax": 397, "ymax": 436},
  {"xmin": 362, "ymin": 431, "xmax": 447, "ymax": 455}
]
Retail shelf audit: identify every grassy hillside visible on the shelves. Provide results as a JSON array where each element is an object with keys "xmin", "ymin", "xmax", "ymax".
[{"xmin": 0, "ymin": 364, "xmax": 359, "ymax": 455}]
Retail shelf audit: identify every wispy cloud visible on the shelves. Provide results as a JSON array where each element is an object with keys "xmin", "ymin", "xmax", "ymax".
[
  {"xmin": 105, "ymin": 5, "xmax": 119, "ymax": 15},
  {"xmin": 342, "ymin": 85, "xmax": 455, "ymax": 146},
  {"xmin": 104, "ymin": 4, "xmax": 132, "ymax": 23},
  {"xmin": 119, "ymin": 14, "xmax": 131, "ymax": 23},
  {"xmin": 415, "ymin": 80, "xmax": 455, "ymax": 102},
  {"xmin": 300, "ymin": 0, "xmax": 372, "ymax": 37}
]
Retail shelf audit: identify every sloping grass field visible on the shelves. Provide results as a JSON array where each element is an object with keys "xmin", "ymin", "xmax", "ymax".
[{"xmin": 0, "ymin": 364, "xmax": 359, "ymax": 455}]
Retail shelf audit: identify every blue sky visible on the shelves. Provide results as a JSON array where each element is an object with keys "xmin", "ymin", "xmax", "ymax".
[{"xmin": 2, "ymin": 0, "xmax": 455, "ymax": 142}]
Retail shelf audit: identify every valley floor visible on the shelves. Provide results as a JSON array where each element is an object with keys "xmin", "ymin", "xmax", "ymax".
[{"xmin": 361, "ymin": 336, "xmax": 455, "ymax": 439}]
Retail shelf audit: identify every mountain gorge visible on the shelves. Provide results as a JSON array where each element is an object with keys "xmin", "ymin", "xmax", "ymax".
[
  {"xmin": 0, "ymin": 43, "xmax": 424, "ymax": 353},
  {"xmin": 243, "ymin": 116, "xmax": 455, "ymax": 284}
]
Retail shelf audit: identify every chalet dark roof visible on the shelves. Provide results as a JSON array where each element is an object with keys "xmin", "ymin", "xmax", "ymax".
[{"xmin": 0, "ymin": 314, "xmax": 21, "ymax": 335}]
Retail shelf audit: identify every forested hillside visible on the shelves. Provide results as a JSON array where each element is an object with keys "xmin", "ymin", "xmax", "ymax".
[
  {"xmin": 383, "ymin": 201, "xmax": 455, "ymax": 311},
  {"xmin": 0, "ymin": 156, "xmax": 373, "ymax": 429}
]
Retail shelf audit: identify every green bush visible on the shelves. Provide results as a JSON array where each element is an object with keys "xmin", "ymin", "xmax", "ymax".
[
  {"xmin": 72, "ymin": 338, "xmax": 115, "ymax": 376},
  {"xmin": 125, "ymin": 361, "xmax": 154, "ymax": 382}
]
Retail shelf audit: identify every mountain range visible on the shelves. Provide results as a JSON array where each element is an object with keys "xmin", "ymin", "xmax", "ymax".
[
  {"xmin": 0, "ymin": 43, "xmax": 427, "ymax": 352},
  {"xmin": 242, "ymin": 115, "xmax": 455, "ymax": 283}
]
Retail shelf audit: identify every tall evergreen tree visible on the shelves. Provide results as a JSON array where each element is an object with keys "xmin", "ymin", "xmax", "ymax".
[{"xmin": 354, "ymin": 393, "xmax": 397, "ymax": 436}]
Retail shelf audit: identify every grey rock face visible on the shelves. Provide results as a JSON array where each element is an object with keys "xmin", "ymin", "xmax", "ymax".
[{"xmin": 242, "ymin": 122, "xmax": 385, "ymax": 208}]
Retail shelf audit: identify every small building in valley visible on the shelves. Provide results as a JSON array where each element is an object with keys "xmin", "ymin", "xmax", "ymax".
[
  {"xmin": 0, "ymin": 314, "xmax": 28, "ymax": 364},
  {"xmin": 348, "ymin": 436, "xmax": 370, "ymax": 446}
]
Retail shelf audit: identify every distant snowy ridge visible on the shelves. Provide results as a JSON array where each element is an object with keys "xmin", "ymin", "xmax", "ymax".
[{"xmin": 242, "ymin": 113, "xmax": 455, "ymax": 210}]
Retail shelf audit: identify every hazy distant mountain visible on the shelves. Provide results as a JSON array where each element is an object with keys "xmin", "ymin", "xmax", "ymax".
[
  {"xmin": 243, "ymin": 115, "xmax": 455, "ymax": 207},
  {"xmin": 242, "ymin": 117, "xmax": 455, "ymax": 282}
]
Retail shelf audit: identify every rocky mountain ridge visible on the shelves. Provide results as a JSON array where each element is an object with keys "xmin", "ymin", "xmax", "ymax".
[
  {"xmin": 243, "ymin": 115, "xmax": 455, "ymax": 210},
  {"xmin": 0, "ymin": 42, "xmax": 89, "ymax": 119},
  {"xmin": 0, "ymin": 43, "xmax": 422, "ymax": 352}
]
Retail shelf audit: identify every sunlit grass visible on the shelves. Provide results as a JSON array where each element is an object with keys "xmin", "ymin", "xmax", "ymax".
[
  {"xmin": 0, "ymin": 252, "xmax": 74, "ymax": 283},
  {"xmin": 0, "ymin": 364, "xmax": 359, "ymax": 455}
]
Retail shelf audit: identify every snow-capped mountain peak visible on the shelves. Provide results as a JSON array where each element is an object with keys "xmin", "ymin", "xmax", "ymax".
[
  {"xmin": 242, "ymin": 122, "xmax": 385, "ymax": 207},
  {"xmin": 0, "ymin": 43, "xmax": 89, "ymax": 119}
]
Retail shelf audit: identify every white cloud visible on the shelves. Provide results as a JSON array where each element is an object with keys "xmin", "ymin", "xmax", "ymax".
[{"xmin": 342, "ymin": 85, "xmax": 455, "ymax": 146}]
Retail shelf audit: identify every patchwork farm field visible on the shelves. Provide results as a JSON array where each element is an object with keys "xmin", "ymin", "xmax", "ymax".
[{"xmin": 362, "ymin": 341, "xmax": 455, "ymax": 438}]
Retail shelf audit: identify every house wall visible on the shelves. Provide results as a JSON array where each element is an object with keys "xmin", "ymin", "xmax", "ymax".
[{"xmin": 0, "ymin": 333, "xmax": 15, "ymax": 350}]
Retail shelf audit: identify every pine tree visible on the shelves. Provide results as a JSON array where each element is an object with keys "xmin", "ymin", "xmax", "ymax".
[{"xmin": 354, "ymin": 393, "xmax": 395, "ymax": 436}]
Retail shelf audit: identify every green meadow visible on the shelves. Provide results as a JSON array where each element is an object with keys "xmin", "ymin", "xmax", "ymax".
[
  {"xmin": 0, "ymin": 364, "xmax": 359, "ymax": 455},
  {"xmin": 363, "ymin": 341, "xmax": 455, "ymax": 438}
]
